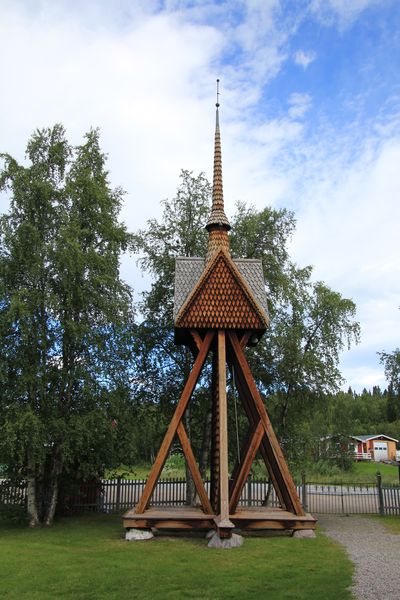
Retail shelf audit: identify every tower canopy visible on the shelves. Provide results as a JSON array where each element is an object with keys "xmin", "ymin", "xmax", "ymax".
[{"xmin": 173, "ymin": 84, "xmax": 269, "ymax": 344}]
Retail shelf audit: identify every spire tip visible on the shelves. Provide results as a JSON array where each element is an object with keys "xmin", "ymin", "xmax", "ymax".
[{"xmin": 216, "ymin": 79, "xmax": 220, "ymax": 108}]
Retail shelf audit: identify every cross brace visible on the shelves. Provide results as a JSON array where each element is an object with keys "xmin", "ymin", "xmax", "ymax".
[{"xmin": 130, "ymin": 329, "xmax": 304, "ymax": 522}]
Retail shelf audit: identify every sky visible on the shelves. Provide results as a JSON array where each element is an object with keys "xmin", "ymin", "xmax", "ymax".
[{"xmin": 0, "ymin": 0, "xmax": 399, "ymax": 392}]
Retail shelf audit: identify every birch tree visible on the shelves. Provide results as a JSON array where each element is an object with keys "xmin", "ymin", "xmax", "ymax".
[{"xmin": 0, "ymin": 126, "xmax": 134, "ymax": 525}]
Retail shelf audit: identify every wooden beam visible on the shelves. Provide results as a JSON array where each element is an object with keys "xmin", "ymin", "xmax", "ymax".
[
  {"xmin": 135, "ymin": 330, "xmax": 215, "ymax": 513},
  {"xmin": 227, "ymin": 355, "xmax": 287, "ymax": 509},
  {"xmin": 232, "ymin": 364, "xmax": 287, "ymax": 509},
  {"xmin": 239, "ymin": 331, "xmax": 251, "ymax": 348},
  {"xmin": 233, "ymin": 358, "xmax": 301, "ymax": 514},
  {"xmin": 190, "ymin": 330, "xmax": 203, "ymax": 352},
  {"xmin": 217, "ymin": 330, "xmax": 230, "ymax": 524},
  {"xmin": 228, "ymin": 331, "xmax": 304, "ymax": 516},
  {"xmin": 229, "ymin": 420, "xmax": 264, "ymax": 513},
  {"xmin": 210, "ymin": 348, "xmax": 220, "ymax": 513},
  {"xmin": 177, "ymin": 421, "xmax": 213, "ymax": 515}
]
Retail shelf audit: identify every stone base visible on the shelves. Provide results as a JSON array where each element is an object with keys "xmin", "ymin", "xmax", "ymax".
[
  {"xmin": 291, "ymin": 529, "xmax": 316, "ymax": 539},
  {"xmin": 125, "ymin": 528, "xmax": 154, "ymax": 541},
  {"xmin": 207, "ymin": 532, "xmax": 244, "ymax": 549},
  {"xmin": 205, "ymin": 529, "xmax": 216, "ymax": 540}
]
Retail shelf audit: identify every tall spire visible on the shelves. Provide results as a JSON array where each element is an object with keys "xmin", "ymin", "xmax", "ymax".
[{"xmin": 206, "ymin": 80, "xmax": 230, "ymax": 262}]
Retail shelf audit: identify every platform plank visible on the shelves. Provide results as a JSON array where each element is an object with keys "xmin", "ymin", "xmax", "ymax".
[{"xmin": 123, "ymin": 506, "xmax": 316, "ymax": 531}]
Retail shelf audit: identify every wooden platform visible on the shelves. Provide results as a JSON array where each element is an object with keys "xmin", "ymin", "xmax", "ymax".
[{"xmin": 123, "ymin": 506, "xmax": 316, "ymax": 531}]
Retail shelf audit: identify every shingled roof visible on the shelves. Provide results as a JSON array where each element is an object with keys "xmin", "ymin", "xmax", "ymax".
[{"xmin": 173, "ymin": 256, "xmax": 269, "ymax": 321}]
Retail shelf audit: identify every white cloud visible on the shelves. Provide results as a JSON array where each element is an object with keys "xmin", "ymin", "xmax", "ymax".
[
  {"xmin": 294, "ymin": 50, "xmax": 316, "ymax": 69},
  {"xmin": 311, "ymin": 0, "xmax": 383, "ymax": 28},
  {"xmin": 289, "ymin": 136, "xmax": 400, "ymax": 392},
  {"xmin": 288, "ymin": 92, "xmax": 312, "ymax": 119},
  {"xmin": 340, "ymin": 364, "xmax": 387, "ymax": 391},
  {"xmin": 0, "ymin": 3, "xmax": 223, "ymax": 220},
  {"xmin": 0, "ymin": 0, "xmax": 398, "ymax": 393}
]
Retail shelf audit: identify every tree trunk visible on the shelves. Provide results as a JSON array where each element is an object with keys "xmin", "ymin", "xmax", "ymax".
[
  {"xmin": 26, "ymin": 453, "xmax": 39, "ymax": 527},
  {"xmin": 27, "ymin": 477, "xmax": 39, "ymax": 527},
  {"xmin": 262, "ymin": 479, "xmax": 273, "ymax": 507},
  {"xmin": 44, "ymin": 477, "xmax": 59, "ymax": 526},
  {"xmin": 44, "ymin": 448, "xmax": 62, "ymax": 526}
]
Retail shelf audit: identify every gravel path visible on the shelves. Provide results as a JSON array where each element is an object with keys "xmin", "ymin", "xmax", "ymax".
[{"xmin": 318, "ymin": 515, "xmax": 400, "ymax": 600}]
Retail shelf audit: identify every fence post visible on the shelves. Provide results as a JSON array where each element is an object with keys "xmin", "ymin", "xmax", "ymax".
[
  {"xmin": 301, "ymin": 473, "xmax": 308, "ymax": 512},
  {"xmin": 116, "ymin": 477, "xmax": 122, "ymax": 513},
  {"xmin": 247, "ymin": 475, "xmax": 252, "ymax": 507},
  {"xmin": 340, "ymin": 481, "xmax": 345, "ymax": 515},
  {"xmin": 376, "ymin": 472, "xmax": 384, "ymax": 516}
]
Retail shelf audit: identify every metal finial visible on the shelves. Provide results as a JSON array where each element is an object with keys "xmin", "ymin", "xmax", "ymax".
[{"xmin": 216, "ymin": 79, "xmax": 220, "ymax": 107}]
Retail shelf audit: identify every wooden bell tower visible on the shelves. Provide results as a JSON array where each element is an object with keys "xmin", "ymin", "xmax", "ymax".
[{"xmin": 123, "ymin": 83, "xmax": 316, "ymax": 541}]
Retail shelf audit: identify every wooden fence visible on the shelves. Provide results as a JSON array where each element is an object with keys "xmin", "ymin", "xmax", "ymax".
[{"xmin": 1, "ymin": 476, "xmax": 400, "ymax": 516}]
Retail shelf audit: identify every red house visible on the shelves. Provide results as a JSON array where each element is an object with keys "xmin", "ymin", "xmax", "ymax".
[{"xmin": 350, "ymin": 435, "xmax": 398, "ymax": 462}]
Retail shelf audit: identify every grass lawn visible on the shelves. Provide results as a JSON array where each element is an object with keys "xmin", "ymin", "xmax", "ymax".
[
  {"xmin": 0, "ymin": 514, "xmax": 353, "ymax": 600},
  {"xmin": 108, "ymin": 459, "xmax": 400, "ymax": 486},
  {"xmin": 306, "ymin": 461, "xmax": 400, "ymax": 485},
  {"xmin": 374, "ymin": 516, "xmax": 400, "ymax": 534}
]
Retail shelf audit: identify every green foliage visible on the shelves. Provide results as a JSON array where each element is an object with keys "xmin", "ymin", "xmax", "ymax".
[
  {"xmin": 161, "ymin": 452, "xmax": 186, "ymax": 477},
  {"xmin": 0, "ymin": 125, "xmax": 136, "ymax": 524},
  {"xmin": 0, "ymin": 502, "xmax": 27, "ymax": 525},
  {"xmin": 380, "ymin": 349, "xmax": 400, "ymax": 421},
  {"xmin": 132, "ymin": 171, "xmax": 361, "ymax": 475},
  {"xmin": 0, "ymin": 514, "xmax": 353, "ymax": 600},
  {"xmin": 306, "ymin": 461, "xmax": 400, "ymax": 485}
]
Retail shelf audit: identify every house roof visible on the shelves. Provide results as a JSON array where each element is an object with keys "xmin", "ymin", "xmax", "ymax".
[
  {"xmin": 351, "ymin": 434, "xmax": 399, "ymax": 443},
  {"xmin": 173, "ymin": 255, "xmax": 269, "ymax": 322}
]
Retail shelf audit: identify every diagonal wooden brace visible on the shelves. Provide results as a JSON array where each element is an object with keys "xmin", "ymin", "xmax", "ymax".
[
  {"xmin": 229, "ymin": 420, "xmax": 264, "ymax": 513},
  {"xmin": 228, "ymin": 331, "xmax": 304, "ymax": 516},
  {"xmin": 135, "ymin": 330, "xmax": 215, "ymax": 513},
  {"xmin": 177, "ymin": 421, "xmax": 213, "ymax": 514}
]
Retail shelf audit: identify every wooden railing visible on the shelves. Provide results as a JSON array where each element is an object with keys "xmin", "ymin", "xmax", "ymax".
[{"xmin": 353, "ymin": 452, "xmax": 372, "ymax": 461}]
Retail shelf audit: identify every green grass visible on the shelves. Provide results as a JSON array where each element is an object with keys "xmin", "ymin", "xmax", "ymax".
[
  {"xmin": 306, "ymin": 461, "xmax": 400, "ymax": 485},
  {"xmin": 373, "ymin": 516, "xmax": 400, "ymax": 534},
  {"xmin": 105, "ymin": 455, "xmax": 187, "ymax": 479},
  {"xmin": 0, "ymin": 514, "xmax": 353, "ymax": 600},
  {"xmin": 107, "ymin": 459, "xmax": 400, "ymax": 486},
  {"xmin": 104, "ymin": 463, "xmax": 153, "ymax": 479}
]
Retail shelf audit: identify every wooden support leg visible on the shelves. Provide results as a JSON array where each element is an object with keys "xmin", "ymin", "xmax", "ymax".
[
  {"xmin": 228, "ymin": 331, "xmax": 304, "ymax": 517},
  {"xmin": 217, "ymin": 330, "xmax": 231, "ymax": 527},
  {"xmin": 135, "ymin": 331, "xmax": 214, "ymax": 514},
  {"xmin": 210, "ymin": 348, "xmax": 220, "ymax": 513},
  {"xmin": 232, "ymin": 364, "xmax": 287, "ymax": 509},
  {"xmin": 227, "ymin": 356, "xmax": 287, "ymax": 510}
]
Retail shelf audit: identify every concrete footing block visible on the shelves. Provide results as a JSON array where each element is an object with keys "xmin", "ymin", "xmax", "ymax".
[
  {"xmin": 125, "ymin": 528, "xmax": 154, "ymax": 541},
  {"xmin": 292, "ymin": 529, "xmax": 316, "ymax": 539},
  {"xmin": 205, "ymin": 529, "xmax": 216, "ymax": 540},
  {"xmin": 207, "ymin": 532, "xmax": 244, "ymax": 548}
]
